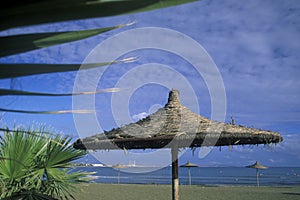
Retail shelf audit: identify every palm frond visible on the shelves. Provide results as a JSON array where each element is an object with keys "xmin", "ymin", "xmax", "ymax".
[
  {"xmin": 44, "ymin": 136, "xmax": 85, "ymax": 168},
  {"xmin": 0, "ymin": 127, "xmax": 90, "ymax": 199},
  {"xmin": 0, "ymin": 57, "xmax": 136, "ymax": 79},
  {"xmin": 1, "ymin": 0, "xmax": 197, "ymax": 30},
  {"xmin": 0, "ymin": 108, "xmax": 94, "ymax": 114},
  {"xmin": 0, "ymin": 87, "xmax": 121, "ymax": 96},
  {"xmin": 0, "ymin": 23, "xmax": 132, "ymax": 57}
]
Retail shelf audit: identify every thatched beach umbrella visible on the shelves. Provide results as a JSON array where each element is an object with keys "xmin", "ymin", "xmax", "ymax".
[
  {"xmin": 112, "ymin": 163, "xmax": 128, "ymax": 184},
  {"xmin": 246, "ymin": 161, "xmax": 268, "ymax": 187},
  {"xmin": 180, "ymin": 161, "xmax": 198, "ymax": 185},
  {"xmin": 74, "ymin": 89, "xmax": 282, "ymax": 200}
]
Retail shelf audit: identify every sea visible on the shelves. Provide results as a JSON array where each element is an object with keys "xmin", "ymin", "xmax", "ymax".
[{"xmin": 72, "ymin": 166, "xmax": 300, "ymax": 186}]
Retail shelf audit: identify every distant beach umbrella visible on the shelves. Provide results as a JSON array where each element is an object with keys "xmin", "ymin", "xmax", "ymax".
[
  {"xmin": 246, "ymin": 161, "xmax": 268, "ymax": 187},
  {"xmin": 112, "ymin": 163, "xmax": 128, "ymax": 184},
  {"xmin": 74, "ymin": 89, "xmax": 282, "ymax": 200},
  {"xmin": 180, "ymin": 161, "xmax": 198, "ymax": 185}
]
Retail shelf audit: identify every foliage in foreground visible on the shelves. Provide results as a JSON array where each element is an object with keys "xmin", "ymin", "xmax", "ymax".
[{"xmin": 0, "ymin": 127, "xmax": 91, "ymax": 199}]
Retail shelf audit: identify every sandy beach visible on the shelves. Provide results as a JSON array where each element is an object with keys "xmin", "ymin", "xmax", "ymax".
[{"xmin": 74, "ymin": 183, "xmax": 300, "ymax": 200}]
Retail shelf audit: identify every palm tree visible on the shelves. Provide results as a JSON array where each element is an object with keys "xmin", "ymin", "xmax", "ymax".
[{"xmin": 0, "ymin": 127, "xmax": 92, "ymax": 199}]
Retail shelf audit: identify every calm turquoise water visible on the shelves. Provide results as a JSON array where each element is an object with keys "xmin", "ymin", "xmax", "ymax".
[{"xmin": 73, "ymin": 167, "xmax": 300, "ymax": 186}]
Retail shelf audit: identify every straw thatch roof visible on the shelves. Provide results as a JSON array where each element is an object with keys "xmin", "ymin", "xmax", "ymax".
[
  {"xmin": 246, "ymin": 161, "xmax": 268, "ymax": 169},
  {"xmin": 74, "ymin": 89, "xmax": 283, "ymax": 150},
  {"xmin": 180, "ymin": 161, "xmax": 198, "ymax": 168},
  {"xmin": 112, "ymin": 163, "xmax": 128, "ymax": 169}
]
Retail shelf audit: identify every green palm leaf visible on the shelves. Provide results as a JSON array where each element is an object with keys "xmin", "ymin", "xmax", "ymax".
[
  {"xmin": 0, "ymin": 23, "xmax": 132, "ymax": 57},
  {"xmin": 0, "ymin": 130, "xmax": 42, "ymax": 180},
  {"xmin": 1, "ymin": 0, "xmax": 197, "ymax": 30},
  {"xmin": 0, "ymin": 108, "xmax": 95, "ymax": 114},
  {"xmin": 0, "ymin": 87, "xmax": 121, "ymax": 96},
  {"xmin": 0, "ymin": 57, "xmax": 136, "ymax": 79}
]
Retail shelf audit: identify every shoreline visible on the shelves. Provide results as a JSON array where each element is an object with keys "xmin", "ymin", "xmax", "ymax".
[
  {"xmin": 75, "ymin": 166, "xmax": 300, "ymax": 186},
  {"xmin": 74, "ymin": 183, "xmax": 300, "ymax": 200},
  {"xmin": 88, "ymin": 181, "xmax": 300, "ymax": 187}
]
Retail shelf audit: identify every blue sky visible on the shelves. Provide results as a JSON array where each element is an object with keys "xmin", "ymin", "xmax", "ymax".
[{"xmin": 1, "ymin": 0, "xmax": 300, "ymax": 167}]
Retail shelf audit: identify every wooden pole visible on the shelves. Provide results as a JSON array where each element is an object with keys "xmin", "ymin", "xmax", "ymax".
[
  {"xmin": 118, "ymin": 168, "xmax": 120, "ymax": 184},
  {"xmin": 171, "ymin": 145, "xmax": 179, "ymax": 200},
  {"xmin": 256, "ymin": 168, "xmax": 259, "ymax": 187},
  {"xmin": 188, "ymin": 167, "xmax": 191, "ymax": 185}
]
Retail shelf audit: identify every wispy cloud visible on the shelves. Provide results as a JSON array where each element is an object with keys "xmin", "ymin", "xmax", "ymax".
[{"xmin": 274, "ymin": 134, "xmax": 300, "ymax": 157}]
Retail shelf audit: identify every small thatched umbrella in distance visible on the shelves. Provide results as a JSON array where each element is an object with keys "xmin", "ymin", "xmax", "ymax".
[
  {"xmin": 112, "ymin": 163, "xmax": 128, "ymax": 184},
  {"xmin": 180, "ymin": 161, "xmax": 198, "ymax": 185},
  {"xmin": 246, "ymin": 161, "xmax": 268, "ymax": 187},
  {"xmin": 74, "ymin": 89, "xmax": 282, "ymax": 200}
]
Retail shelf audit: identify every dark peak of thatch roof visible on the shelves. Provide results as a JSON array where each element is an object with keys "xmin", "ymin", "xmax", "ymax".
[
  {"xmin": 74, "ymin": 89, "xmax": 283, "ymax": 150},
  {"xmin": 246, "ymin": 161, "xmax": 268, "ymax": 169},
  {"xmin": 165, "ymin": 89, "xmax": 181, "ymax": 108},
  {"xmin": 180, "ymin": 161, "xmax": 198, "ymax": 167}
]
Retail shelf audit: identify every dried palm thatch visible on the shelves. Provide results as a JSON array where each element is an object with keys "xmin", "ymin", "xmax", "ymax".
[
  {"xmin": 246, "ymin": 161, "xmax": 268, "ymax": 187},
  {"xmin": 180, "ymin": 161, "xmax": 198, "ymax": 168},
  {"xmin": 73, "ymin": 89, "xmax": 283, "ymax": 200},
  {"xmin": 180, "ymin": 161, "xmax": 198, "ymax": 185},
  {"xmin": 74, "ymin": 89, "xmax": 283, "ymax": 150},
  {"xmin": 246, "ymin": 161, "xmax": 268, "ymax": 169}
]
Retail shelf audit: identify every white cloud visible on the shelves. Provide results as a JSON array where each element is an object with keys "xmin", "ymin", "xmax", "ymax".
[
  {"xmin": 275, "ymin": 134, "xmax": 300, "ymax": 157},
  {"xmin": 132, "ymin": 112, "xmax": 148, "ymax": 121}
]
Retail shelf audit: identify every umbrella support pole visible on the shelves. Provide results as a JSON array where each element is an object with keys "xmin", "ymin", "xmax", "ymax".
[
  {"xmin": 118, "ymin": 169, "xmax": 120, "ymax": 184},
  {"xmin": 171, "ymin": 145, "xmax": 179, "ymax": 200},
  {"xmin": 188, "ymin": 167, "xmax": 191, "ymax": 185},
  {"xmin": 256, "ymin": 169, "xmax": 259, "ymax": 187}
]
